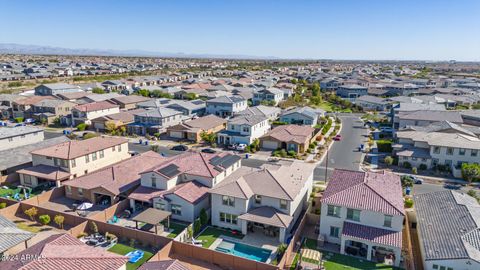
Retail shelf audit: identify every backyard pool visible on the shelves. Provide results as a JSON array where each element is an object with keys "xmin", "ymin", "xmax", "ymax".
[{"xmin": 215, "ymin": 239, "xmax": 272, "ymax": 262}]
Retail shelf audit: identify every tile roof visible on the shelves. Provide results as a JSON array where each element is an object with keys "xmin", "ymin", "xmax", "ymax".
[
  {"xmin": 238, "ymin": 206, "xmax": 293, "ymax": 228},
  {"xmin": 31, "ymin": 136, "xmax": 128, "ymax": 159},
  {"xmin": 62, "ymin": 151, "xmax": 165, "ymax": 195},
  {"xmin": 73, "ymin": 101, "xmax": 119, "ymax": 112},
  {"xmin": 322, "ymin": 169, "xmax": 404, "ymax": 216},
  {"xmin": 414, "ymin": 191, "xmax": 480, "ymax": 261},
  {"xmin": 138, "ymin": 259, "xmax": 190, "ymax": 270},
  {"xmin": 261, "ymin": 124, "xmax": 314, "ymax": 144},
  {"xmin": 0, "ymin": 233, "xmax": 127, "ymax": 270},
  {"xmin": 17, "ymin": 164, "xmax": 71, "ymax": 181},
  {"xmin": 0, "ymin": 126, "xmax": 43, "ymax": 140},
  {"xmin": 342, "ymin": 222, "xmax": 402, "ymax": 248},
  {"xmin": 0, "ymin": 215, "xmax": 34, "ymax": 253}
]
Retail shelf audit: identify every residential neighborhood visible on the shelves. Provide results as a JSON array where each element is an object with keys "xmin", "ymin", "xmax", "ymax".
[{"xmin": 1, "ymin": 1, "xmax": 480, "ymax": 269}]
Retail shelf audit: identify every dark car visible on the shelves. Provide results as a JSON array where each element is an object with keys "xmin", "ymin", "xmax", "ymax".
[
  {"xmin": 171, "ymin": 145, "xmax": 189, "ymax": 151},
  {"xmin": 201, "ymin": 148, "xmax": 216, "ymax": 154}
]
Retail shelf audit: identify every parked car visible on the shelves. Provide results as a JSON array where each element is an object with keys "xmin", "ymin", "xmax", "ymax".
[
  {"xmin": 333, "ymin": 134, "xmax": 342, "ymax": 141},
  {"xmin": 380, "ymin": 127, "xmax": 394, "ymax": 133},
  {"xmin": 171, "ymin": 145, "xmax": 189, "ymax": 151},
  {"xmin": 235, "ymin": 143, "xmax": 247, "ymax": 151},
  {"xmin": 128, "ymin": 151, "xmax": 140, "ymax": 156},
  {"xmin": 410, "ymin": 175, "xmax": 423, "ymax": 184},
  {"xmin": 201, "ymin": 148, "xmax": 216, "ymax": 154}
]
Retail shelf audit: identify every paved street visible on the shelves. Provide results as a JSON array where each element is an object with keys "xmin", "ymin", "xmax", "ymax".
[
  {"xmin": 128, "ymin": 142, "xmax": 183, "ymax": 157},
  {"xmin": 314, "ymin": 115, "xmax": 368, "ymax": 181}
]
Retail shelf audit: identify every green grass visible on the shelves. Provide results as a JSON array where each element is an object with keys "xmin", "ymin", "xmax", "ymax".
[
  {"xmin": 290, "ymin": 252, "xmax": 300, "ymax": 270},
  {"xmin": 166, "ymin": 222, "xmax": 189, "ymax": 238},
  {"xmin": 196, "ymin": 226, "xmax": 244, "ymax": 248},
  {"xmin": 108, "ymin": 243, "xmax": 154, "ymax": 270}
]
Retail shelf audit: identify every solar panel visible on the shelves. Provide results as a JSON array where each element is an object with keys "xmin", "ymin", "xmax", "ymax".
[
  {"xmin": 158, "ymin": 164, "xmax": 180, "ymax": 177},
  {"xmin": 210, "ymin": 154, "xmax": 241, "ymax": 168}
]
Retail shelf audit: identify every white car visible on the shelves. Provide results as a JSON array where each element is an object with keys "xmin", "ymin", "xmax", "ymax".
[{"xmin": 235, "ymin": 144, "xmax": 247, "ymax": 151}]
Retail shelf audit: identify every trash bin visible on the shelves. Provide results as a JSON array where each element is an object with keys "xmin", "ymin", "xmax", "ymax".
[
  {"xmin": 245, "ymin": 154, "xmax": 249, "ymax": 159},
  {"xmin": 405, "ymin": 186, "xmax": 411, "ymax": 195},
  {"xmin": 144, "ymin": 140, "xmax": 149, "ymax": 145},
  {"xmin": 139, "ymin": 139, "xmax": 142, "ymax": 144}
]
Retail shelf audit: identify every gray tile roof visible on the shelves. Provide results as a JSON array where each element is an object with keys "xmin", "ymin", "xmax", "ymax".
[
  {"xmin": 414, "ymin": 191, "xmax": 480, "ymax": 261},
  {"xmin": 0, "ymin": 126, "xmax": 43, "ymax": 140},
  {"xmin": 0, "ymin": 215, "xmax": 34, "ymax": 253},
  {"xmin": 228, "ymin": 115, "xmax": 267, "ymax": 126},
  {"xmin": 207, "ymin": 95, "xmax": 245, "ymax": 104}
]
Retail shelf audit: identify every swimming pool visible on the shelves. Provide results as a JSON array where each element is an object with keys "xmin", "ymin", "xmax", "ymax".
[{"xmin": 215, "ymin": 239, "xmax": 272, "ymax": 262}]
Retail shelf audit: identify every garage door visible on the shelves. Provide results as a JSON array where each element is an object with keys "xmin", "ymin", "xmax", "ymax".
[
  {"xmin": 262, "ymin": 140, "xmax": 279, "ymax": 150},
  {"xmin": 169, "ymin": 131, "xmax": 184, "ymax": 138}
]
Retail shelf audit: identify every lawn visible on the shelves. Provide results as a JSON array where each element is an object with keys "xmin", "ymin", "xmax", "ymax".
[
  {"xmin": 108, "ymin": 243, "xmax": 154, "ymax": 270},
  {"xmin": 195, "ymin": 226, "xmax": 244, "ymax": 248},
  {"xmin": 166, "ymin": 222, "xmax": 189, "ymax": 238}
]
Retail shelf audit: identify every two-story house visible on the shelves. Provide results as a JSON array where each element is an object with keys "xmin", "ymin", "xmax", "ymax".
[
  {"xmin": 0, "ymin": 126, "xmax": 44, "ymax": 151},
  {"xmin": 319, "ymin": 169, "xmax": 404, "ymax": 266},
  {"xmin": 34, "ymin": 83, "xmax": 83, "ymax": 96},
  {"xmin": 209, "ymin": 161, "xmax": 315, "ymax": 243},
  {"xmin": 336, "ymin": 84, "xmax": 368, "ymax": 101},
  {"xmin": 206, "ymin": 95, "xmax": 247, "ymax": 118},
  {"xmin": 128, "ymin": 107, "xmax": 187, "ymax": 135},
  {"xmin": 252, "ymin": 87, "xmax": 284, "ymax": 106},
  {"xmin": 31, "ymin": 99, "xmax": 76, "ymax": 124},
  {"xmin": 128, "ymin": 152, "xmax": 242, "ymax": 222},
  {"xmin": 279, "ymin": 106, "xmax": 325, "ymax": 126},
  {"xmin": 17, "ymin": 137, "xmax": 129, "ymax": 188},
  {"xmin": 71, "ymin": 101, "xmax": 120, "ymax": 126},
  {"xmin": 217, "ymin": 115, "xmax": 270, "ymax": 145}
]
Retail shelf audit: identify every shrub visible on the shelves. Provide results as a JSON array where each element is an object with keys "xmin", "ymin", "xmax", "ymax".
[
  {"xmin": 24, "ymin": 207, "xmax": 38, "ymax": 221},
  {"xmin": 272, "ymin": 121, "xmax": 287, "ymax": 126},
  {"xmin": 106, "ymin": 232, "xmax": 117, "ymax": 241},
  {"xmin": 76, "ymin": 123, "xmax": 87, "ymax": 131},
  {"xmin": 376, "ymin": 140, "xmax": 393, "ymax": 153},
  {"xmin": 39, "ymin": 214, "xmax": 51, "ymax": 225},
  {"xmin": 412, "ymin": 167, "xmax": 418, "ymax": 174},
  {"xmin": 419, "ymin": 164, "xmax": 427, "ymax": 170},
  {"xmin": 14, "ymin": 117, "xmax": 24, "ymax": 123},
  {"xmin": 54, "ymin": 215, "xmax": 65, "ymax": 229},
  {"xmin": 404, "ymin": 198, "xmax": 414, "ymax": 208},
  {"xmin": 129, "ymin": 238, "xmax": 136, "ymax": 248},
  {"xmin": 403, "ymin": 161, "xmax": 412, "ymax": 169},
  {"xmin": 90, "ymin": 221, "xmax": 98, "ymax": 234},
  {"xmin": 384, "ymin": 156, "xmax": 393, "ymax": 166},
  {"xmin": 287, "ymin": 150, "xmax": 297, "ymax": 157},
  {"xmin": 199, "ymin": 208, "xmax": 208, "ymax": 226},
  {"xmin": 461, "ymin": 163, "xmax": 480, "ymax": 183},
  {"xmin": 83, "ymin": 133, "xmax": 97, "ymax": 140},
  {"xmin": 0, "ymin": 202, "xmax": 7, "ymax": 209},
  {"xmin": 401, "ymin": 175, "xmax": 414, "ymax": 187}
]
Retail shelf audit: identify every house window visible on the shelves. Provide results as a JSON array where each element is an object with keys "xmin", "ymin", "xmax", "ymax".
[
  {"xmin": 171, "ymin": 204, "xmax": 182, "ymax": 216},
  {"xmin": 327, "ymin": 205, "xmax": 341, "ymax": 218},
  {"xmin": 66, "ymin": 185, "xmax": 71, "ymax": 194},
  {"xmin": 222, "ymin": 195, "xmax": 235, "ymax": 207},
  {"xmin": 54, "ymin": 158, "xmax": 58, "ymax": 166},
  {"xmin": 112, "ymin": 146, "xmax": 116, "ymax": 152},
  {"xmin": 8, "ymin": 138, "xmax": 13, "ymax": 142},
  {"xmin": 151, "ymin": 176, "xmax": 157, "ymax": 188},
  {"xmin": 220, "ymin": 212, "xmax": 238, "ymax": 225},
  {"xmin": 78, "ymin": 188, "xmax": 84, "ymax": 197},
  {"xmin": 46, "ymin": 156, "xmax": 52, "ymax": 160},
  {"xmin": 384, "ymin": 215, "xmax": 393, "ymax": 228},
  {"xmin": 472, "ymin": 150, "xmax": 478, "ymax": 157},
  {"xmin": 85, "ymin": 155, "xmax": 90, "ymax": 163},
  {"xmin": 242, "ymin": 127, "xmax": 250, "ymax": 133},
  {"xmin": 118, "ymin": 144, "xmax": 122, "ymax": 152},
  {"xmin": 433, "ymin": 146, "xmax": 440, "ymax": 154},
  {"xmin": 346, "ymin": 208, "xmax": 361, "ymax": 222},
  {"xmin": 329, "ymin": 226, "xmax": 340, "ymax": 238},
  {"xmin": 280, "ymin": 199, "xmax": 287, "ymax": 210},
  {"xmin": 99, "ymin": 150, "xmax": 104, "ymax": 158},
  {"xmin": 459, "ymin": 148, "xmax": 466, "ymax": 156},
  {"xmin": 92, "ymin": 152, "xmax": 97, "ymax": 161},
  {"xmin": 23, "ymin": 175, "xmax": 32, "ymax": 185},
  {"xmin": 255, "ymin": 195, "xmax": 262, "ymax": 204},
  {"xmin": 446, "ymin": 148, "xmax": 454, "ymax": 155},
  {"xmin": 71, "ymin": 159, "xmax": 76, "ymax": 168},
  {"xmin": 154, "ymin": 201, "xmax": 165, "ymax": 210}
]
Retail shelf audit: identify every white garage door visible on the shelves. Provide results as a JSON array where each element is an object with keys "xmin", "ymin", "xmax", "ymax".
[
  {"xmin": 170, "ymin": 131, "xmax": 184, "ymax": 138},
  {"xmin": 262, "ymin": 140, "xmax": 279, "ymax": 150}
]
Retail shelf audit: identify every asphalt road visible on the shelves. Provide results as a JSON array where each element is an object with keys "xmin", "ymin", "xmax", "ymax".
[
  {"xmin": 128, "ymin": 142, "xmax": 183, "ymax": 157},
  {"xmin": 314, "ymin": 115, "xmax": 368, "ymax": 181},
  {"xmin": 44, "ymin": 130, "xmax": 66, "ymax": 140}
]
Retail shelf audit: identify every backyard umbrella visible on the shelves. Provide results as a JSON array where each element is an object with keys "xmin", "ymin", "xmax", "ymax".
[{"xmin": 77, "ymin": 202, "xmax": 93, "ymax": 210}]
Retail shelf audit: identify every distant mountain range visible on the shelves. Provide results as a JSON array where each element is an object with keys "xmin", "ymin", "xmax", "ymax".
[{"xmin": 0, "ymin": 43, "xmax": 279, "ymax": 60}]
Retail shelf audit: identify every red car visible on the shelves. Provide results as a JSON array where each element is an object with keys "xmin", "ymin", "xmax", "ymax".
[{"xmin": 333, "ymin": 134, "xmax": 342, "ymax": 141}]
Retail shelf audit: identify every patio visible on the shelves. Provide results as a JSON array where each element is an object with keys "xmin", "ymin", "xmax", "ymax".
[{"xmin": 39, "ymin": 196, "xmax": 108, "ymax": 217}]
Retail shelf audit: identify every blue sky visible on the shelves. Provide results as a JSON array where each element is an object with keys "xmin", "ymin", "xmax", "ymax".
[{"xmin": 1, "ymin": 0, "xmax": 479, "ymax": 60}]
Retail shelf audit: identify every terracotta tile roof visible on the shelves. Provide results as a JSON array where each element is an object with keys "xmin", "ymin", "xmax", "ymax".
[
  {"xmin": 111, "ymin": 95, "xmax": 151, "ymax": 105},
  {"xmin": 73, "ymin": 101, "xmax": 119, "ymax": 112},
  {"xmin": 0, "ymin": 233, "xmax": 127, "ymax": 270},
  {"xmin": 261, "ymin": 124, "xmax": 315, "ymax": 144},
  {"xmin": 62, "ymin": 151, "xmax": 165, "ymax": 195},
  {"xmin": 342, "ymin": 222, "xmax": 402, "ymax": 248},
  {"xmin": 31, "ymin": 136, "xmax": 128, "ymax": 159},
  {"xmin": 138, "ymin": 259, "xmax": 190, "ymax": 270},
  {"xmin": 165, "ymin": 181, "xmax": 209, "ymax": 204},
  {"xmin": 128, "ymin": 186, "xmax": 167, "ymax": 203},
  {"xmin": 14, "ymin": 96, "xmax": 55, "ymax": 106},
  {"xmin": 322, "ymin": 169, "xmax": 404, "ymax": 216}
]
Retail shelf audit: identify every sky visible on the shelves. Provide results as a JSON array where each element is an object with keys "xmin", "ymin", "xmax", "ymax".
[{"xmin": 1, "ymin": 0, "xmax": 479, "ymax": 61}]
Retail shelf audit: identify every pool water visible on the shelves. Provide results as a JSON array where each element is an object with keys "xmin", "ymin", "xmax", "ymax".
[{"xmin": 215, "ymin": 239, "xmax": 272, "ymax": 262}]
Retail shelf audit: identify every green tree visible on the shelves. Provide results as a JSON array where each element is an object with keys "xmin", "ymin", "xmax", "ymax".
[
  {"xmin": 54, "ymin": 215, "xmax": 65, "ymax": 229},
  {"xmin": 24, "ymin": 207, "xmax": 38, "ymax": 221},
  {"xmin": 150, "ymin": 145, "xmax": 160, "ymax": 152},
  {"xmin": 461, "ymin": 163, "xmax": 480, "ymax": 184},
  {"xmin": 185, "ymin": 93, "xmax": 197, "ymax": 100},
  {"xmin": 193, "ymin": 219, "xmax": 201, "ymax": 234},
  {"xmin": 90, "ymin": 221, "xmax": 98, "ymax": 234},
  {"xmin": 199, "ymin": 208, "xmax": 208, "ymax": 226},
  {"xmin": 76, "ymin": 123, "xmax": 87, "ymax": 131},
  {"xmin": 92, "ymin": 87, "xmax": 105, "ymax": 94},
  {"xmin": 384, "ymin": 156, "xmax": 394, "ymax": 166},
  {"xmin": 200, "ymin": 131, "xmax": 216, "ymax": 145},
  {"xmin": 401, "ymin": 175, "xmax": 414, "ymax": 187},
  {"xmin": 311, "ymin": 82, "xmax": 320, "ymax": 96},
  {"xmin": 136, "ymin": 89, "xmax": 150, "ymax": 97},
  {"xmin": 39, "ymin": 214, "xmax": 51, "ymax": 225},
  {"xmin": 105, "ymin": 121, "xmax": 117, "ymax": 134}
]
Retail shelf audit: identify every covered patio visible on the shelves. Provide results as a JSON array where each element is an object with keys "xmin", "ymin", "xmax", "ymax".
[
  {"xmin": 238, "ymin": 206, "xmax": 293, "ymax": 244},
  {"xmin": 132, "ymin": 207, "xmax": 171, "ymax": 235},
  {"xmin": 17, "ymin": 164, "xmax": 70, "ymax": 188},
  {"xmin": 340, "ymin": 222, "xmax": 402, "ymax": 266}
]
